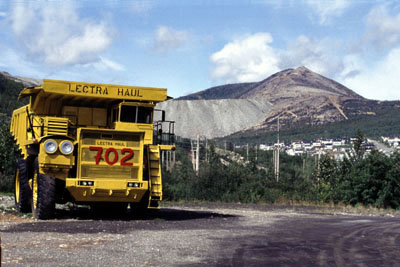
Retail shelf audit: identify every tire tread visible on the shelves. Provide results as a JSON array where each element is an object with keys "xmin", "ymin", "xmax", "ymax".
[
  {"xmin": 14, "ymin": 158, "xmax": 31, "ymax": 213},
  {"xmin": 32, "ymin": 158, "xmax": 56, "ymax": 219}
]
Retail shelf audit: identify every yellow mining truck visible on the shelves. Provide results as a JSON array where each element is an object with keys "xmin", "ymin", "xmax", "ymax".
[{"xmin": 10, "ymin": 79, "xmax": 175, "ymax": 219}]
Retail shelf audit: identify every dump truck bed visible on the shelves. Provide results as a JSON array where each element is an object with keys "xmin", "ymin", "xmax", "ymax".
[{"xmin": 19, "ymin": 79, "xmax": 169, "ymax": 104}]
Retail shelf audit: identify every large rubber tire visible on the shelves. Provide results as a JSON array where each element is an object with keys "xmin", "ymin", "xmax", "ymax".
[
  {"xmin": 14, "ymin": 158, "xmax": 32, "ymax": 213},
  {"xmin": 31, "ymin": 159, "xmax": 56, "ymax": 219}
]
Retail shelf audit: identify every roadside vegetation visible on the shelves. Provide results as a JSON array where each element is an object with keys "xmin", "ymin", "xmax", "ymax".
[
  {"xmin": 163, "ymin": 131, "xmax": 400, "ymax": 209},
  {"xmin": 0, "ymin": 74, "xmax": 26, "ymax": 193},
  {"xmin": 0, "ymin": 114, "xmax": 20, "ymax": 193}
]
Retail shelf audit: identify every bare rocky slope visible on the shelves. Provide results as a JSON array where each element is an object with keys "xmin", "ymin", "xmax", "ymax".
[
  {"xmin": 0, "ymin": 71, "xmax": 42, "ymax": 87},
  {"xmin": 157, "ymin": 99, "xmax": 272, "ymax": 139}
]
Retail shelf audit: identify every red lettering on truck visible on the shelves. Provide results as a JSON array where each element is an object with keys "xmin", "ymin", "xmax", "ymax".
[{"xmin": 89, "ymin": 146, "xmax": 134, "ymax": 166}]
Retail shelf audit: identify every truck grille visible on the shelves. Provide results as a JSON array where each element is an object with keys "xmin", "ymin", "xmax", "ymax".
[
  {"xmin": 81, "ymin": 165, "xmax": 139, "ymax": 179},
  {"xmin": 44, "ymin": 117, "xmax": 69, "ymax": 135},
  {"xmin": 79, "ymin": 131, "xmax": 143, "ymax": 180}
]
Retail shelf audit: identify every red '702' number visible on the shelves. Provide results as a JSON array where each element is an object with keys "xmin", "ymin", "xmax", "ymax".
[{"xmin": 89, "ymin": 146, "xmax": 134, "ymax": 166}]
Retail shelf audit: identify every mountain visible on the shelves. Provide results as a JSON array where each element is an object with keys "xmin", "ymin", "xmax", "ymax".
[
  {"xmin": 239, "ymin": 66, "xmax": 363, "ymax": 100},
  {"xmin": 161, "ymin": 66, "xmax": 400, "ymax": 139},
  {"xmin": 179, "ymin": 66, "xmax": 362, "ymax": 101},
  {"xmin": 0, "ymin": 72, "xmax": 42, "ymax": 88},
  {"xmin": 157, "ymin": 99, "xmax": 272, "ymax": 139},
  {"xmin": 178, "ymin": 82, "xmax": 257, "ymax": 100}
]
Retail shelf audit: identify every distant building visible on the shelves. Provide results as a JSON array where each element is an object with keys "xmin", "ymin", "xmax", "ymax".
[
  {"xmin": 257, "ymin": 136, "xmax": 380, "ymax": 159},
  {"xmin": 312, "ymin": 141, "xmax": 321, "ymax": 148},
  {"xmin": 382, "ymin": 136, "xmax": 400, "ymax": 148},
  {"xmin": 259, "ymin": 144, "xmax": 273, "ymax": 151}
]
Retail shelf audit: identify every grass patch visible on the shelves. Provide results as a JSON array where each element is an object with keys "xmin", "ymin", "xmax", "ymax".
[{"xmin": 0, "ymin": 192, "xmax": 13, "ymax": 196}]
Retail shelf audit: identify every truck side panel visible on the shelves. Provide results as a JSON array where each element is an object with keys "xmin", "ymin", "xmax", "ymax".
[{"xmin": 10, "ymin": 105, "xmax": 29, "ymax": 157}]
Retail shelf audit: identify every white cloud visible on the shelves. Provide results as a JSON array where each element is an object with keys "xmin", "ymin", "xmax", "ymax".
[
  {"xmin": 153, "ymin": 26, "xmax": 189, "ymax": 53},
  {"xmin": 210, "ymin": 33, "xmax": 280, "ymax": 83},
  {"xmin": 0, "ymin": 44, "xmax": 45, "ymax": 77},
  {"xmin": 337, "ymin": 3, "xmax": 400, "ymax": 100},
  {"xmin": 0, "ymin": 11, "xmax": 6, "ymax": 18},
  {"xmin": 281, "ymin": 35, "xmax": 343, "ymax": 78},
  {"xmin": 9, "ymin": 1, "xmax": 113, "ymax": 66},
  {"xmin": 0, "ymin": 43, "xmax": 127, "ymax": 85},
  {"xmin": 363, "ymin": 4, "xmax": 400, "ymax": 51},
  {"xmin": 304, "ymin": 0, "xmax": 351, "ymax": 24},
  {"xmin": 210, "ymin": 33, "xmax": 343, "ymax": 84},
  {"xmin": 339, "ymin": 54, "xmax": 363, "ymax": 80},
  {"xmin": 341, "ymin": 47, "xmax": 400, "ymax": 100},
  {"xmin": 95, "ymin": 57, "xmax": 125, "ymax": 71}
]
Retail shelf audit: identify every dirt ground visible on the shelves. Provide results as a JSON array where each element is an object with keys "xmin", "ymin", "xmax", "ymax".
[{"xmin": 1, "ymin": 197, "xmax": 400, "ymax": 266}]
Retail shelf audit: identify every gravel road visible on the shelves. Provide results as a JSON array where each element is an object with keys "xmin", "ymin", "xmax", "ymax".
[{"xmin": 1, "ymin": 199, "xmax": 400, "ymax": 266}]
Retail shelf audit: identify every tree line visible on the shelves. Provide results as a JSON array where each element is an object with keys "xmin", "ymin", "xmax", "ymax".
[
  {"xmin": 163, "ymin": 132, "xmax": 400, "ymax": 209},
  {"xmin": 0, "ymin": 74, "xmax": 25, "ymax": 192}
]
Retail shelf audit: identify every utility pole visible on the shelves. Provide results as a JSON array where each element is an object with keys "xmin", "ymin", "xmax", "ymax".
[
  {"xmin": 172, "ymin": 150, "xmax": 176, "ymax": 169},
  {"xmin": 166, "ymin": 151, "xmax": 169, "ymax": 171},
  {"xmin": 316, "ymin": 148, "xmax": 321, "ymax": 181},
  {"xmin": 196, "ymin": 135, "xmax": 200, "ymax": 175},
  {"xmin": 205, "ymin": 137, "xmax": 208, "ymax": 163},
  {"xmin": 190, "ymin": 139, "xmax": 195, "ymax": 171},
  {"xmin": 161, "ymin": 150, "xmax": 165, "ymax": 170},
  {"xmin": 246, "ymin": 143, "xmax": 249, "ymax": 161},
  {"xmin": 274, "ymin": 116, "xmax": 280, "ymax": 182},
  {"xmin": 167, "ymin": 151, "xmax": 171, "ymax": 171},
  {"xmin": 190, "ymin": 136, "xmax": 200, "ymax": 174}
]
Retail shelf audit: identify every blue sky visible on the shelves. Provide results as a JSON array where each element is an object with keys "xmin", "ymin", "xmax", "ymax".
[{"xmin": 1, "ymin": 0, "xmax": 400, "ymax": 100}]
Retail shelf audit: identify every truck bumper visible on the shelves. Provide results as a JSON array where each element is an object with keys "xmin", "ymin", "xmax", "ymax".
[{"xmin": 65, "ymin": 178, "xmax": 148, "ymax": 202}]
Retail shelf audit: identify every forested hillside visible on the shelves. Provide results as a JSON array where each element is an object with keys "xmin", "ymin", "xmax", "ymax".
[
  {"xmin": 0, "ymin": 73, "xmax": 27, "ymax": 115},
  {"xmin": 0, "ymin": 73, "xmax": 26, "ymax": 192},
  {"xmin": 223, "ymin": 104, "xmax": 400, "ymax": 145}
]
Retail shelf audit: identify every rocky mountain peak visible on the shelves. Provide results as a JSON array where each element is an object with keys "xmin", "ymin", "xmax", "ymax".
[
  {"xmin": 240, "ymin": 66, "xmax": 363, "ymax": 101},
  {"xmin": 0, "ymin": 72, "xmax": 42, "ymax": 88}
]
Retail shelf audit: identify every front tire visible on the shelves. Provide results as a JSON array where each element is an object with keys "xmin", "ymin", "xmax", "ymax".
[
  {"xmin": 31, "ymin": 159, "xmax": 56, "ymax": 219},
  {"xmin": 14, "ymin": 158, "xmax": 32, "ymax": 213}
]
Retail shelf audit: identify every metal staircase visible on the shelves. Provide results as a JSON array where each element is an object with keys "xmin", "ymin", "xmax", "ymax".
[{"xmin": 148, "ymin": 145, "xmax": 162, "ymax": 208}]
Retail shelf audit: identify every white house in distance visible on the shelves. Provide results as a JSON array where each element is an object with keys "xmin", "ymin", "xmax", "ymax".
[{"xmin": 381, "ymin": 137, "xmax": 400, "ymax": 148}]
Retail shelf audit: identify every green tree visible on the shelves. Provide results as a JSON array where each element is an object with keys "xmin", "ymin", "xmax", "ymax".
[
  {"xmin": 0, "ymin": 114, "xmax": 20, "ymax": 192},
  {"xmin": 351, "ymin": 129, "xmax": 366, "ymax": 162},
  {"xmin": 376, "ymin": 152, "xmax": 400, "ymax": 208}
]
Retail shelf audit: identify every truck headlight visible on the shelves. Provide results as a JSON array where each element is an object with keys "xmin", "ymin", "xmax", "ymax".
[
  {"xmin": 59, "ymin": 140, "xmax": 74, "ymax": 155},
  {"xmin": 44, "ymin": 139, "xmax": 57, "ymax": 154}
]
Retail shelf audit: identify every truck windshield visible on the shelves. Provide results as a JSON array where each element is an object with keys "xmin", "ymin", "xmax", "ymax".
[{"xmin": 120, "ymin": 105, "xmax": 153, "ymax": 124}]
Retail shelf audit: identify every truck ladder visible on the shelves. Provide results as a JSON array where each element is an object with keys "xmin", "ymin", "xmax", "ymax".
[{"xmin": 148, "ymin": 145, "xmax": 162, "ymax": 208}]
